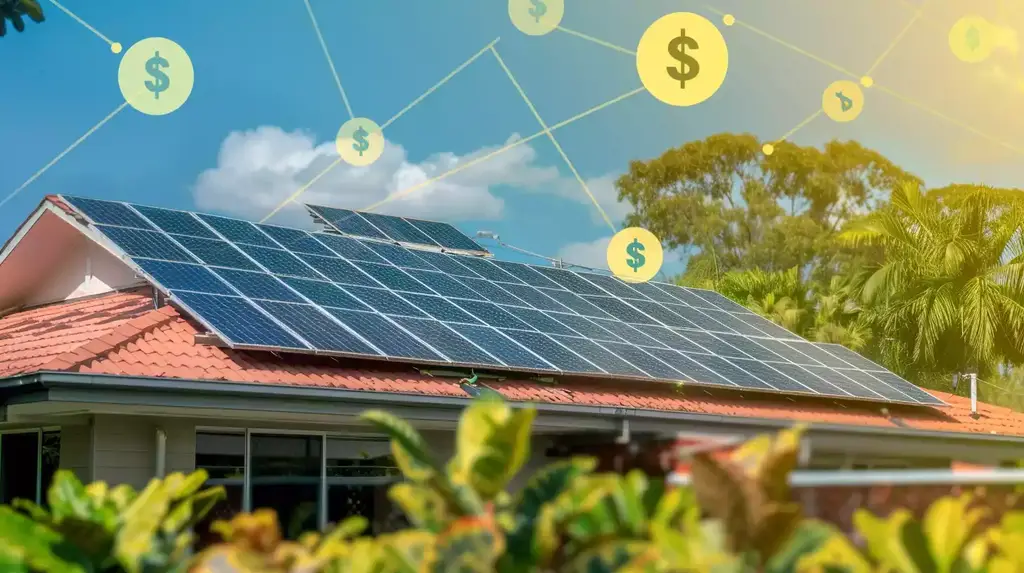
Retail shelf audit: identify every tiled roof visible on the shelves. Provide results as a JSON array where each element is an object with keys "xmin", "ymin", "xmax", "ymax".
[{"xmin": 1, "ymin": 290, "xmax": 1023, "ymax": 438}]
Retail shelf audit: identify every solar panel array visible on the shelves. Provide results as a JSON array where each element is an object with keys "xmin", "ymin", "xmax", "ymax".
[
  {"xmin": 307, "ymin": 204, "xmax": 488, "ymax": 254},
  {"xmin": 60, "ymin": 195, "xmax": 944, "ymax": 407}
]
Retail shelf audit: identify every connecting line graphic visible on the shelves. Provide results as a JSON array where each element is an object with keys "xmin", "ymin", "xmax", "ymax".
[
  {"xmin": 714, "ymin": 3, "xmax": 1024, "ymax": 159},
  {"xmin": 489, "ymin": 46, "xmax": 617, "ymax": 232},
  {"xmin": 382, "ymin": 38, "xmax": 499, "ymax": 131},
  {"xmin": 259, "ymin": 38, "xmax": 501, "ymax": 223},
  {"xmin": 303, "ymin": 0, "xmax": 354, "ymax": 119},
  {"xmin": 0, "ymin": 101, "xmax": 129, "ymax": 210},
  {"xmin": 556, "ymin": 26, "xmax": 636, "ymax": 56},
  {"xmin": 764, "ymin": 3, "xmax": 924, "ymax": 150},
  {"xmin": 362, "ymin": 87, "xmax": 645, "ymax": 215},
  {"xmin": 46, "ymin": 0, "xmax": 121, "ymax": 52}
]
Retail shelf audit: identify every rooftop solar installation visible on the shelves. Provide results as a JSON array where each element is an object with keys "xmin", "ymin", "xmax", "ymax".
[
  {"xmin": 60, "ymin": 195, "xmax": 945, "ymax": 407},
  {"xmin": 305, "ymin": 204, "xmax": 488, "ymax": 254}
]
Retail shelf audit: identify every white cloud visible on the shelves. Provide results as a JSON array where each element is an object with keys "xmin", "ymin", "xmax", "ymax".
[
  {"xmin": 552, "ymin": 174, "xmax": 631, "ymax": 227},
  {"xmin": 557, "ymin": 236, "xmax": 613, "ymax": 270},
  {"xmin": 192, "ymin": 126, "xmax": 567, "ymax": 227}
]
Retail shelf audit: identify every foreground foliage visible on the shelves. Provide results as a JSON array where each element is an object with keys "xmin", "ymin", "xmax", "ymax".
[{"xmin": 0, "ymin": 398, "xmax": 1021, "ymax": 571}]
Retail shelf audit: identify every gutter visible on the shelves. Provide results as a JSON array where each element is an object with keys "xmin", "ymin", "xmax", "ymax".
[
  {"xmin": 2, "ymin": 371, "xmax": 1023, "ymax": 446},
  {"xmin": 669, "ymin": 467, "xmax": 1024, "ymax": 487}
]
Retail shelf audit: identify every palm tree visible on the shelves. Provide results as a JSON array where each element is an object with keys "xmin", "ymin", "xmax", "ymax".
[
  {"xmin": 840, "ymin": 181, "xmax": 1024, "ymax": 379},
  {"xmin": 716, "ymin": 266, "xmax": 811, "ymax": 334},
  {"xmin": 0, "ymin": 0, "xmax": 44, "ymax": 37}
]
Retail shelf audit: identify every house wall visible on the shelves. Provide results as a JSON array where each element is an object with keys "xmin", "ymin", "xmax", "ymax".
[
  {"xmin": 70, "ymin": 414, "xmax": 557, "ymax": 494},
  {"xmin": 90, "ymin": 415, "xmax": 196, "ymax": 489}
]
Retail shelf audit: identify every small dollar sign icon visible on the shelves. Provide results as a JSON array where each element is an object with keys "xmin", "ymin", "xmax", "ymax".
[
  {"xmin": 625, "ymin": 238, "xmax": 646, "ymax": 272},
  {"xmin": 666, "ymin": 29, "xmax": 700, "ymax": 88},
  {"xmin": 352, "ymin": 126, "xmax": 370, "ymax": 157},
  {"xmin": 836, "ymin": 91, "xmax": 853, "ymax": 112},
  {"xmin": 528, "ymin": 0, "xmax": 546, "ymax": 23},
  {"xmin": 144, "ymin": 51, "xmax": 171, "ymax": 100},
  {"xmin": 965, "ymin": 26, "xmax": 980, "ymax": 51}
]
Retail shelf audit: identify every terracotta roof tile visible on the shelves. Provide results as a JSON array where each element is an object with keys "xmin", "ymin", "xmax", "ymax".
[{"xmin": 0, "ymin": 291, "xmax": 1022, "ymax": 438}]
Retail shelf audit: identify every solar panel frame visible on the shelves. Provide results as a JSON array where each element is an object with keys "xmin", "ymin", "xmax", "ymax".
[
  {"xmin": 61, "ymin": 196, "xmax": 948, "ymax": 408},
  {"xmin": 403, "ymin": 218, "xmax": 487, "ymax": 252},
  {"xmin": 306, "ymin": 205, "xmax": 389, "ymax": 240}
]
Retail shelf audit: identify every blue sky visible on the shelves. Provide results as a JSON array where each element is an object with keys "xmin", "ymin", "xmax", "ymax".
[{"xmin": 2, "ymin": 0, "xmax": 1022, "ymax": 274}]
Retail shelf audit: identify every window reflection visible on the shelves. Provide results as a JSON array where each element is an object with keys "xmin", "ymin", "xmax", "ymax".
[
  {"xmin": 194, "ymin": 432, "xmax": 244, "ymax": 548},
  {"xmin": 193, "ymin": 431, "xmax": 402, "ymax": 540},
  {"xmin": 325, "ymin": 438, "xmax": 403, "ymax": 534},
  {"xmin": 250, "ymin": 434, "xmax": 322, "ymax": 540}
]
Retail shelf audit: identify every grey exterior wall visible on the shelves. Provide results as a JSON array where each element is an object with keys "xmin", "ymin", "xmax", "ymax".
[
  {"xmin": 57, "ymin": 421, "xmax": 92, "ymax": 483},
  {"xmin": 90, "ymin": 415, "xmax": 195, "ymax": 489},
  {"xmin": 64, "ymin": 414, "xmax": 555, "ymax": 494}
]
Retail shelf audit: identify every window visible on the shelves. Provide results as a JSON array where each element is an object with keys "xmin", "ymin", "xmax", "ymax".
[
  {"xmin": 0, "ymin": 429, "xmax": 60, "ymax": 506},
  {"xmin": 194, "ymin": 430, "xmax": 400, "ymax": 544}
]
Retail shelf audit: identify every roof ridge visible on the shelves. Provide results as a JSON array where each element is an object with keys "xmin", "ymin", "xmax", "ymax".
[{"xmin": 39, "ymin": 304, "xmax": 180, "ymax": 372}]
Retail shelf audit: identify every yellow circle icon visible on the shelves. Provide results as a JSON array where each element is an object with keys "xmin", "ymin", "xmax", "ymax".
[
  {"xmin": 822, "ymin": 80, "xmax": 864, "ymax": 123},
  {"xmin": 337, "ymin": 118, "xmax": 385, "ymax": 167},
  {"xmin": 118, "ymin": 37, "xmax": 194, "ymax": 116},
  {"xmin": 636, "ymin": 12, "xmax": 729, "ymax": 107},
  {"xmin": 509, "ymin": 0, "xmax": 564, "ymax": 36},
  {"xmin": 949, "ymin": 16, "xmax": 994, "ymax": 63},
  {"xmin": 607, "ymin": 227, "xmax": 664, "ymax": 283}
]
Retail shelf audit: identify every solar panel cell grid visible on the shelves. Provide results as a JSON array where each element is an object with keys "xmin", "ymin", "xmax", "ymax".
[
  {"xmin": 404, "ymin": 218, "xmax": 486, "ymax": 252},
  {"xmin": 393, "ymin": 317, "xmax": 502, "ymax": 366},
  {"xmin": 308, "ymin": 206, "xmax": 389, "ymax": 240},
  {"xmin": 134, "ymin": 206, "xmax": 218, "ymax": 238},
  {"xmin": 454, "ymin": 324, "xmax": 555, "ymax": 371},
  {"xmin": 500, "ymin": 329, "xmax": 604, "ymax": 374},
  {"xmin": 63, "ymin": 196, "xmax": 154, "ymax": 229},
  {"xmin": 358, "ymin": 212, "xmax": 439, "ymax": 246},
  {"xmin": 174, "ymin": 292, "xmax": 306, "ymax": 349},
  {"xmin": 198, "ymin": 214, "xmax": 279, "ymax": 248},
  {"xmin": 137, "ymin": 260, "xmax": 234, "ymax": 296},
  {"xmin": 212, "ymin": 269, "xmax": 305, "ymax": 303},
  {"xmin": 173, "ymin": 236, "xmax": 260, "ymax": 270},
  {"xmin": 69, "ymin": 198, "xmax": 943, "ymax": 407},
  {"xmin": 98, "ymin": 226, "xmax": 198, "ymax": 263}
]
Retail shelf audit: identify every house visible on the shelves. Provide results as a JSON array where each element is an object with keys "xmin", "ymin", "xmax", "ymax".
[{"xmin": 0, "ymin": 195, "xmax": 1022, "ymax": 539}]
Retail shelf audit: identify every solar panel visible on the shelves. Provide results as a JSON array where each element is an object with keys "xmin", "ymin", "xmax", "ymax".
[
  {"xmin": 306, "ymin": 204, "xmax": 487, "ymax": 253},
  {"xmin": 60, "ymin": 195, "xmax": 945, "ymax": 407}
]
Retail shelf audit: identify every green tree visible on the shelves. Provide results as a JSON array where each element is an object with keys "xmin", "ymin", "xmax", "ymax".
[
  {"xmin": 0, "ymin": 0, "xmax": 44, "ymax": 37},
  {"xmin": 840, "ymin": 181, "xmax": 1024, "ymax": 382},
  {"xmin": 615, "ymin": 134, "xmax": 916, "ymax": 287}
]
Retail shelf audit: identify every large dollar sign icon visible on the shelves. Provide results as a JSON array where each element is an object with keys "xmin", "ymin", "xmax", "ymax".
[
  {"xmin": 666, "ymin": 29, "xmax": 700, "ymax": 88},
  {"xmin": 528, "ymin": 0, "xmax": 546, "ymax": 23},
  {"xmin": 144, "ymin": 51, "xmax": 170, "ymax": 100},
  {"xmin": 625, "ymin": 238, "xmax": 646, "ymax": 272},
  {"xmin": 352, "ymin": 126, "xmax": 370, "ymax": 157}
]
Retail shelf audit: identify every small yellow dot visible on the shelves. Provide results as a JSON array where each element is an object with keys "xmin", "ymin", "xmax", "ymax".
[
  {"xmin": 860, "ymin": 75, "xmax": 874, "ymax": 88},
  {"xmin": 723, "ymin": 14, "xmax": 736, "ymax": 26},
  {"xmin": 762, "ymin": 143, "xmax": 774, "ymax": 156},
  {"xmin": 111, "ymin": 42, "xmax": 122, "ymax": 54}
]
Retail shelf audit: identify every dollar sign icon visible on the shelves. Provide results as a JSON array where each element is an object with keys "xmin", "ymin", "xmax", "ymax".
[
  {"xmin": 666, "ymin": 29, "xmax": 700, "ymax": 88},
  {"xmin": 528, "ymin": 0, "xmax": 546, "ymax": 23},
  {"xmin": 836, "ymin": 91, "xmax": 853, "ymax": 112},
  {"xmin": 144, "ymin": 51, "xmax": 170, "ymax": 100},
  {"xmin": 352, "ymin": 126, "xmax": 370, "ymax": 157},
  {"xmin": 965, "ymin": 26, "xmax": 980, "ymax": 51},
  {"xmin": 625, "ymin": 238, "xmax": 646, "ymax": 272}
]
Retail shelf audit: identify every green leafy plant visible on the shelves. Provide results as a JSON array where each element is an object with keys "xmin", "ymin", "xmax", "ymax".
[
  {"xmin": 0, "ymin": 469, "xmax": 224, "ymax": 572},
  {"xmin": 1, "ymin": 398, "xmax": 1021, "ymax": 572}
]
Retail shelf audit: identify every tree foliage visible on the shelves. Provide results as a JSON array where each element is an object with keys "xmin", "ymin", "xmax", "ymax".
[
  {"xmin": 0, "ymin": 0, "xmax": 44, "ymax": 37},
  {"xmin": 617, "ymin": 133, "xmax": 1024, "ymax": 407}
]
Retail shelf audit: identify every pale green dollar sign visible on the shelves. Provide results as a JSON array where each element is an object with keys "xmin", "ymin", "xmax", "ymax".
[
  {"xmin": 144, "ymin": 51, "xmax": 170, "ymax": 100},
  {"xmin": 529, "ymin": 0, "xmax": 546, "ymax": 23},
  {"xmin": 666, "ymin": 29, "xmax": 700, "ymax": 88},
  {"xmin": 966, "ymin": 26, "xmax": 980, "ymax": 51},
  {"xmin": 625, "ymin": 238, "xmax": 646, "ymax": 272},
  {"xmin": 352, "ymin": 126, "xmax": 370, "ymax": 156}
]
